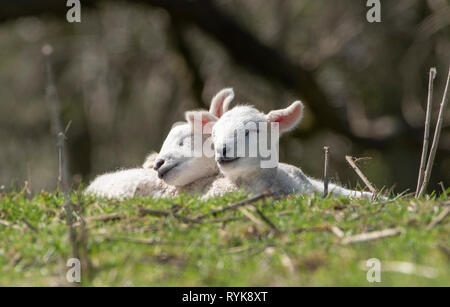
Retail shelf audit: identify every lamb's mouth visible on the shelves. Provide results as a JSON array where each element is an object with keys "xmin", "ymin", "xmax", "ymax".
[
  {"xmin": 157, "ymin": 163, "xmax": 179, "ymax": 179},
  {"xmin": 217, "ymin": 157, "xmax": 240, "ymax": 164}
]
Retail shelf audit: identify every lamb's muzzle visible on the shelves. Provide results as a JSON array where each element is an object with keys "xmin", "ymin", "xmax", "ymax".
[
  {"xmin": 156, "ymin": 161, "xmax": 179, "ymax": 179},
  {"xmin": 188, "ymin": 94, "xmax": 382, "ymax": 199},
  {"xmin": 85, "ymin": 87, "xmax": 239, "ymax": 199}
]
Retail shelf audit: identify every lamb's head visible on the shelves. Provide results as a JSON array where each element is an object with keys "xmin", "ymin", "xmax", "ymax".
[
  {"xmin": 148, "ymin": 88, "xmax": 234, "ymax": 186},
  {"xmin": 188, "ymin": 100, "xmax": 304, "ymax": 181}
]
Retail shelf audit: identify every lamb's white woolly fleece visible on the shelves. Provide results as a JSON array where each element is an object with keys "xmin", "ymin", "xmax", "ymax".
[
  {"xmin": 85, "ymin": 89, "xmax": 238, "ymax": 199},
  {"xmin": 192, "ymin": 99, "xmax": 375, "ymax": 198}
]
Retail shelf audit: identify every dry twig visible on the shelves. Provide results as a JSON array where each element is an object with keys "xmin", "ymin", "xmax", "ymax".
[
  {"xmin": 438, "ymin": 182, "xmax": 446, "ymax": 195},
  {"xmin": 323, "ymin": 146, "xmax": 330, "ymax": 197},
  {"xmin": 194, "ymin": 191, "xmax": 276, "ymax": 220},
  {"xmin": 239, "ymin": 207, "xmax": 264, "ymax": 227},
  {"xmin": 43, "ymin": 44, "xmax": 80, "ymax": 267},
  {"xmin": 3, "ymin": 253, "xmax": 22, "ymax": 272},
  {"xmin": 419, "ymin": 66, "xmax": 450, "ymax": 196},
  {"xmin": 416, "ymin": 68, "xmax": 437, "ymax": 197},
  {"xmin": 426, "ymin": 207, "xmax": 450, "ymax": 231},
  {"xmin": 104, "ymin": 237, "xmax": 193, "ymax": 247},
  {"xmin": 86, "ymin": 213, "xmax": 126, "ymax": 224},
  {"xmin": 21, "ymin": 218, "xmax": 38, "ymax": 233},
  {"xmin": 341, "ymin": 228, "xmax": 402, "ymax": 244},
  {"xmin": 252, "ymin": 206, "xmax": 282, "ymax": 234},
  {"xmin": 345, "ymin": 155, "xmax": 377, "ymax": 196},
  {"xmin": 358, "ymin": 260, "xmax": 437, "ymax": 279},
  {"xmin": 329, "ymin": 225, "xmax": 344, "ymax": 238},
  {"xmin": 0, "ymin": 219, "xmax": 11, "ymax": 227},
  {"xmin": 139, "ymin": 207, "xmax": 201, "ymax": 224}
]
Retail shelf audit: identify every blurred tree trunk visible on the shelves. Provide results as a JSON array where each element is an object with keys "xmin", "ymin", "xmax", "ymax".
[
  {"xmin": 0, "ymin": 0, "xmax": 446, "ymax": 152},
  {"xmin": 169, "ymin": 17, "xmax": 208, "ymax": 110}
]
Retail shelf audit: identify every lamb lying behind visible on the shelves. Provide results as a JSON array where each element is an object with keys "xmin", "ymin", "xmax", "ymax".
[
  {"xmin": 85, "ymin": 89, "xmax": 238, "ymax": 199},
  {"xmin": 84, "ymin": 153, "xmax": 168, "ymax": 199},
  {"xmin": 190, "ymin": 98, "xmax": 375, "ymax": 198}
]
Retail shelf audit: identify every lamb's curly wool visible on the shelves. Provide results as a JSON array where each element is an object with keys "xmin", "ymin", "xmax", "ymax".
[
  {"xmin": 136, "ymin": 152, "xmax": 238, "ymax": 199},
  {"xmin": 85, "ymin": 155, "xmax": 238, "ymax": 200},
  {"xmin": 85, "ymin": 88, "xmax": 239, "ymax": 200},
  {"xmin": 191, "ymin": 97, "xmax": 378, "ymax": 199},
  {"xmin": 84, "ymin": 167, "xmax": 173, "ymax": 200}
]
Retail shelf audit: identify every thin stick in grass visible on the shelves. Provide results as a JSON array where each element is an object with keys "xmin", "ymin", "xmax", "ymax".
[
  {"xmin": 194, "ymin": 191, "xmax": 275, "ymax": 220},
  {"xmin": 341, "ymin": 228, "xmax": 402, "ymax": 245},
  {"xmin": 21, "ymin": 218, "xmax": 38, "ymax": 233},
  {"xmin": 323, "ymin": 146, "xmax": 330, "ymax": 197},
  {"xmin": 419, "ymin": 65, "xmax": 450, "ymax": 197},
  {"xmin": 426, "ymin": 207, "xmax": 449, "ymax": 231},
  {"xmin": 43, "ymin": 44, "xmax": 78, "ymax": 261},
  {"xmin": 416, "ymin": 68, "xmax": 436, "ymax": 197},
  {"xmin": 345, "ymin": 155, "xmax": 377, "ymax": 196},
  {"xmin": 252, "ymin": 205, "xmax": 282, "ymax": 234}
]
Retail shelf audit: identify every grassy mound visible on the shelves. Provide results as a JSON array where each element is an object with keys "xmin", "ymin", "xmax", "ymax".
[{"xmin": 0, "ymin": 190, "xmax": 449, "ymax": 286}]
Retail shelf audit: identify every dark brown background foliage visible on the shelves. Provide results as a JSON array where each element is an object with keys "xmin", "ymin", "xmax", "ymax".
[{"xmin": 0, "ymin": 0, "xmax": 448, "ymax": 194}]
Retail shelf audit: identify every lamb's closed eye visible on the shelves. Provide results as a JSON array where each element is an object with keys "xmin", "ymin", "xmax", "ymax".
[
  {"xmin": 85, "ymin": 87, "xmax": 239, "ymax": 200},
  {"xmin": 210, "ymin": 100, "xmax": 380, "ymax": 200}
]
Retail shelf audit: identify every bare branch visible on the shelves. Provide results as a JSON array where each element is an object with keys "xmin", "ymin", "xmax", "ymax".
[
  {"xmin": 342, "ymin": 228, "xmax": 402, "ymax": 245},
  {"xmin": 194, "ymin": 191, "xmax": 276, "ymax": 220},
  {"xmin": 419, "ymin": 66, "xmax": 450, "ymax": 196},
  {"xmin": 426, "ymin": 207, "xmax": 450, "ymax": 231},
  {"xmin": 416, "ymin": 68, "xmax": 436, "ymax": 197},
  {"xmin": 345, "ymin": 155, "xmax": 377, "ymax": 196},
  {"xmin": 252, "ymin": 206, "xmax": 282, "ymax": 234},
  {"xmin": 43, "ymin": 44, "xmax": 78, "ymax": 261},
  {"xmin": 329, "ymin": 225, "xmax": 344, "ymax": 239},
  {"xmin": 139, "ymin": 207, "xmax": 202, "ymax": 224},
  {"xmin": 21, "ymin": 218, "xmax": 38, "ymax": 233},
  {"xmin": 323, "ymin": 146, "xmax": 330, "ymax": 197},
  {"xmin": 103, "ymin": 237, "xmax": 193, "ymax": 247}
]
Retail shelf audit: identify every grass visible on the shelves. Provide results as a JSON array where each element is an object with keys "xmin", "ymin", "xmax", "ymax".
[{"xmin": 0, "ymin": 189, "xmax": 449, "ymax": 286}]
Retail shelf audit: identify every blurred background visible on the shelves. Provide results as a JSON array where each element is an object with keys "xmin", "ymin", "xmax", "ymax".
[{"xmin": 0, "ymin": 0, "xmax": 449, "ymax": 194}]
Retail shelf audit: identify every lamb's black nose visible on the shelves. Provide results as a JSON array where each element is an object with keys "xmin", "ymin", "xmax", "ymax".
[{"xmin": 154, "ymin": 159, "xmax": 165, "ymax": 171}]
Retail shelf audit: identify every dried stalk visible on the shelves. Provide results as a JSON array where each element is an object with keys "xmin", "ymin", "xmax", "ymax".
[
  {"xmin": 342, "ymin": 228, "xmax": 401, "ymax": 244},
  {"xmin": 239, "ymin": 207, "xmax": 264, "ymax": 227},
  {"xmin": 419, "ymin": 66, "xmax": 450, "ymax": 196},
  {"xmin": 329, "ymin": 225, "xmax": 344, "ymax": 239},
  {"xmin": 426, "ymin": 207, "xmax": 449, "ymax": 231},
  {"xmin": 416, "ymin": 68, "xmax": 436, "ymax": 197},
  {"xmin": 43, "ymin": 44, "xmax": 79, "ymax": 263},
  {"xmin": 323, "ymin": 146, "xmax": 330, "ymax": 197},
  {"xmin": 0, "ymin": 219, "xmax": 11, "ymax": 227},
  {"xmin": 85, "ymin": 213, "xmax": 126, "ymax": 224},
  {"xmin": 21, "ymin": 218, "xmax": 38, "ymax": 233},
  {"xmin": 358, "ymin": 261, "xmax": 437, "ymax": 279},
  {"xmin": 438, "ymin": 182, "xmax": 446, "ymax": 195},
  {"xmin": 139, "ymin": 208, "xmax": 201, "ymax": 224},
  {"xmin": 345, "ymin": 155, "xmax": 377, "ymax": 195},
  {"xmin": 104, "ymin": 237, "xmax": 193, "ymax": 247},
  {"xmin": 194, "ymin": 191, "xmax": 275, "ymax": 220},
  {"xmin": 252, "ymin": 206, "xmax": 282, "ymax": 234}
]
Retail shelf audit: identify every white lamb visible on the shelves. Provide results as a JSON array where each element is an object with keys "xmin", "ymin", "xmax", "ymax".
[
  {"xmin": 85, "ymin": 89, "xmax": 237, "ymax": 199},
  {"xmin": 189, "ymin": 98, "xmax": 376, "ymax": 198}
]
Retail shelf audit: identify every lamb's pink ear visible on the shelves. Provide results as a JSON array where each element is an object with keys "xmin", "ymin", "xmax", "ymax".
[
  {"xmin": 209, "ymin": 88, "xmax": 234, "ymax": 118},
  {"xmin": 266, "ymin": 101, "xmax": 304, "ymax": 133},
  {"xmin": 185, "ymin": 111, "xmax": 218, "ymax": 134}
]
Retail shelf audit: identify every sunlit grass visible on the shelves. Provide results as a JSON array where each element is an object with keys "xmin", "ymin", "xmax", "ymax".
[{"xmin": 0, "ymin": 189, "xmax": 449, "ymax": 286}]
